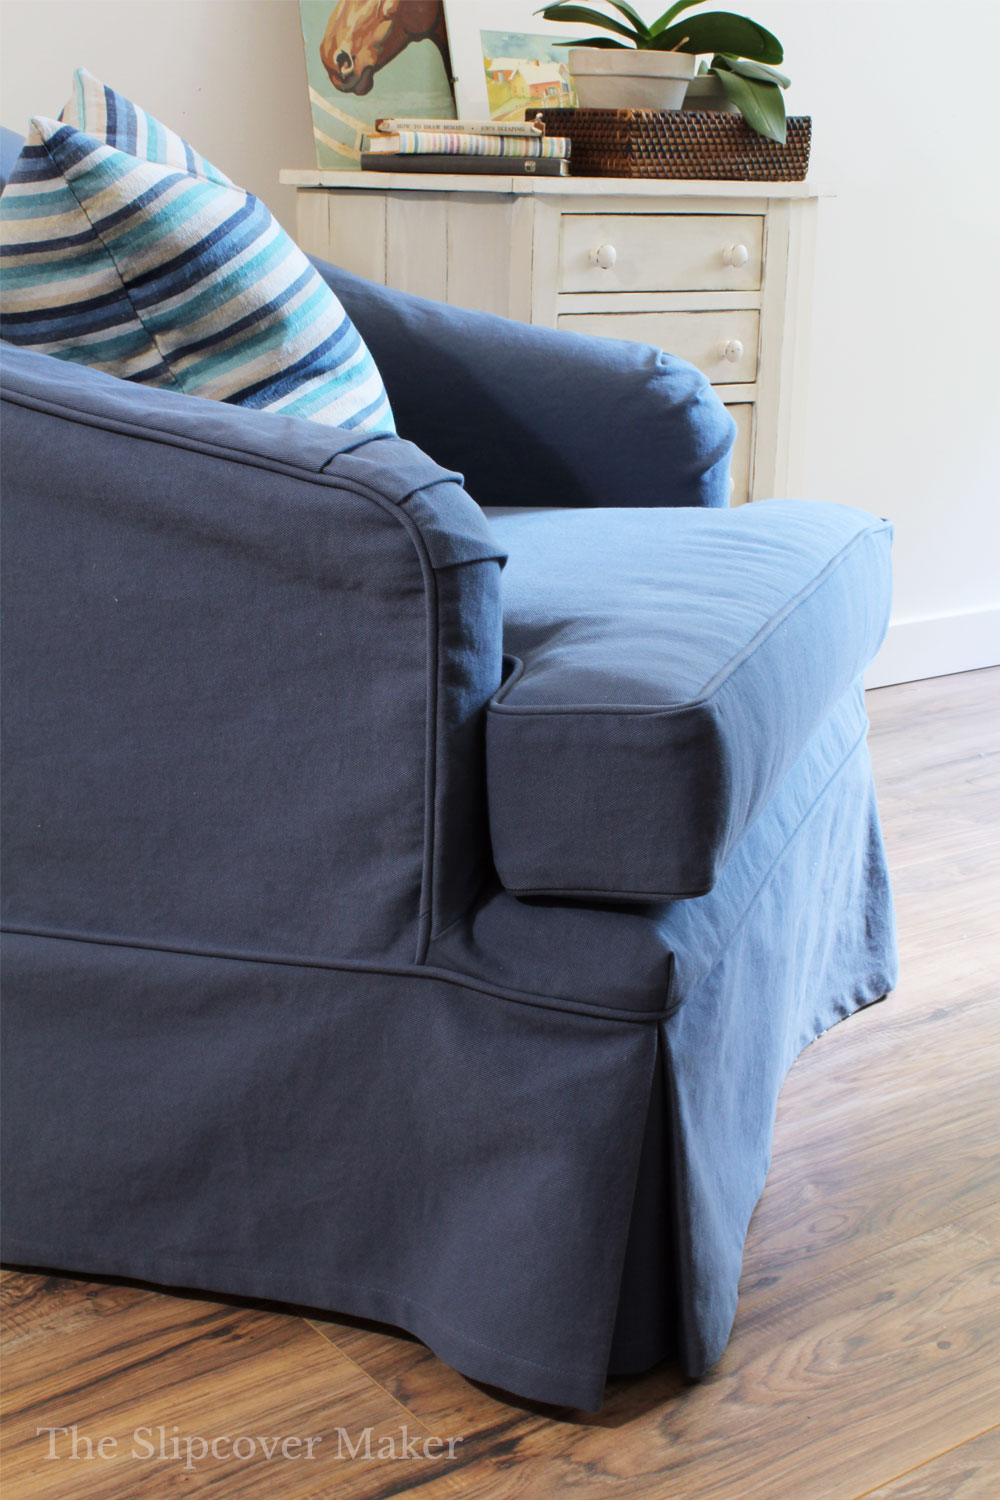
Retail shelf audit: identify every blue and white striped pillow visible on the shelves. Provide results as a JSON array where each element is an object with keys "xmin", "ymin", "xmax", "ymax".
[{"xmin": 0, "ymin": 69, "xmax": 394, "ymax": 433}]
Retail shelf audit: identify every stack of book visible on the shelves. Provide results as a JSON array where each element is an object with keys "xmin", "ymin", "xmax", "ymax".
[{"xmin": 360, "ymin": 118, "xmax": 570, "ymax": 177}]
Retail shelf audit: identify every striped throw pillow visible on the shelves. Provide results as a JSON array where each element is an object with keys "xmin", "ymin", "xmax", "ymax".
[{"xmin": 0, "ymin": 69, "xmax": 394, "ymax": 433}]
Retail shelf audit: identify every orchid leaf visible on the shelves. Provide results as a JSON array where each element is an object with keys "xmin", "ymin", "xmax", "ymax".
[
  {"xmin": 713, "ymin": 66, "xmax": 786, "ymax": 140},
  {"xmin": 536, "ymin": 4, "xmax": 642, "ymax": 42},
  {"xmin": 651, "ymin": 0, "xmax": 712, "ymax": 35},
  {"xmin": 714, "ymin": 53, "xmax": 790, "ymax": 87},
  {"xmin": 551, "ymin": 33, "xmax": 631, "ymax": 46},
  {"xmin": 596, "ymin": 0, "xmax": 652, "ymax": 35},
  {"xmin": 651, "ymin": 13, "xmax": 783, "ymax": 62}
]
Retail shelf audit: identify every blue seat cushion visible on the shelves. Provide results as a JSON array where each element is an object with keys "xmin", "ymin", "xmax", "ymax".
[{"xmin": 484, "ymin": 501, "xmax": 892, "ymax": 901}]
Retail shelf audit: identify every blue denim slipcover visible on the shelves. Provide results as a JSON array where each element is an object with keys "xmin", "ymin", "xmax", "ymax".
[{"xmin": 1, "ymin": 168, "xmax": 897, "ymax": 1408}]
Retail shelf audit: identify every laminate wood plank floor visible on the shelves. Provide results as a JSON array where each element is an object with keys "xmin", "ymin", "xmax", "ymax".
[{"xmin": 3, "ymin": 668, "xmax": 999, "ymax": 1499}]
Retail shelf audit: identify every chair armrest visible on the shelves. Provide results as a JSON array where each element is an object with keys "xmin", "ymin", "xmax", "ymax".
[
  {"xmin": 0, "ymin": 344, "xmax": 505, "ymax": 964},
  {"xmin": 313, "ymin": 259, "xmax": 736, "ymax": 511}
]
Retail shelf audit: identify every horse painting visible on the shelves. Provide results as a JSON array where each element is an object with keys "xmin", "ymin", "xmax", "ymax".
[{"xmin": 320, "ymin": 0, "xmax": 450, "ymax": 96}]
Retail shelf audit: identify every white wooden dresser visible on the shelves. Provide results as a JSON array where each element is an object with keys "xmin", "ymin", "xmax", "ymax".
[{"xmin": 281, "ymin": 171, "xmax": 817, "ymax": 507}]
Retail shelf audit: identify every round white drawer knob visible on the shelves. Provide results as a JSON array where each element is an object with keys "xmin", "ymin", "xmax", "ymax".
[
  {"xmin": 591, "ymin": 244, "xmax": 617, "ymax": 270},
  {"xmin": 723, "ymin": 243, "xmax": 749, "ymax": 267},
  {"xmin": 722, "ymin": 338, "xmax": 744, "ymax": 363}
]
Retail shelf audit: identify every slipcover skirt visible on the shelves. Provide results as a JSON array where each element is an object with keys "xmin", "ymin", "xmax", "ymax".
[{"xmin": 1, "ymin": 686, "xmax": 895, "ymax": 1410}]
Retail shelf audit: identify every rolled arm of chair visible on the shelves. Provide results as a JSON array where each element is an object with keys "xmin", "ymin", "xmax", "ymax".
[
  {"xmin": 0, "ymin": 344, "xmax": 505, "ymax": 966},
  {"xmin": 314, "ymin": 259, "xmax": 736, "ymax": 511}
]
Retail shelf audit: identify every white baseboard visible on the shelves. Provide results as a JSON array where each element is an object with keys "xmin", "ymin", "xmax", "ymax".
[{"xmin": 865, "ymin": 606, "xmax": 1000, "ymax": 689}]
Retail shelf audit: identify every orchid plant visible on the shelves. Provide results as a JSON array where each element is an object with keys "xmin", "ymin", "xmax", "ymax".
[{"xmin": 537, "ymin": 1, "xmax": 790, "ymax": 142}]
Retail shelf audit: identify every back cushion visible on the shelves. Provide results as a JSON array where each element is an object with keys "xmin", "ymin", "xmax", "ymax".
[{"xmin": 0, "ymin": 68, "xmax": 394, "ymax": 433}]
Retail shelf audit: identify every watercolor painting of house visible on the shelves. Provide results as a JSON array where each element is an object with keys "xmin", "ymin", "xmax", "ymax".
[{"xmin": 481, "ymin": 31, "xmax": 576, "ymax": 121}]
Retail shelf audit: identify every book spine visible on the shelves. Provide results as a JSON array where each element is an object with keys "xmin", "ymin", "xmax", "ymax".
[
  {"xmin": 360, "ymin": 154, "xmax": 569, "ymax": 177},
  {"xmin": 364, "ymin": 131, "xmax": 568, "ymax": 159},
  {"xmin": 375, "ymin": 117, "xmax": 543, "ymax": 137},
  {"xmin": 362, "ymin": 135, "xmax": 404, "ymax": 155}
]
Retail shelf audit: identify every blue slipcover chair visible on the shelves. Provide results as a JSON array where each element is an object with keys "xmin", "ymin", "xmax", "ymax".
[{"xmin": 0, "ymin": 127, "xmax": 896, "ymax": 1410}]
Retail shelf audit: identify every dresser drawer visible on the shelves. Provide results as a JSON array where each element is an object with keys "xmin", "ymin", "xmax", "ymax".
[
  {"xmin": 727, "ymin": 403, "xmax": 754, "ymax": 506},
  {"xmin": 559, "ymin": 214, "xmax": 763, "ymax": 293},
  {"xmin": 557, "ymin": 309, "xmax": 759, "ymax": 385}
]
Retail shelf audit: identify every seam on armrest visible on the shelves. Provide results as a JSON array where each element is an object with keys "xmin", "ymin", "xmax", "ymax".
[{"xmin": 1, "ymin": 384, "xmax": 389, "ymax": 475}]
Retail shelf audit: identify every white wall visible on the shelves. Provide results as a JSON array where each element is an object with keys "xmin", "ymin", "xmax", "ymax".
[
  {"xmin": 2, "ymin": 0, "xmax": 998, "ymax": 683},
  {"xmin": 750, "ymin": 1, "xmax": 1000, "ymax": 684},
  {"xmin": 0, "ymin": 0, "xmax": 314, "ymax": 232}
]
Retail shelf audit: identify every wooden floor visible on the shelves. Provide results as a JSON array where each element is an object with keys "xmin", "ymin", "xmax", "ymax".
[{"xmin": 3, "ymin": 668, "xmax": 999, "ymax": 1500}]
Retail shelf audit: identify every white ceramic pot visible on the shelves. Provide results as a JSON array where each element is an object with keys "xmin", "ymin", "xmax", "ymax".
[{"xmin": 568, "ymin": 47, "xmax": 696, "ymax": 110}]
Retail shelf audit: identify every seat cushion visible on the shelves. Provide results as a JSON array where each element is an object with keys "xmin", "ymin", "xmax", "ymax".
[
  {"xmin": 0, "ymin": 69, "xmax": 393, "ymax": 433},
  {"xmin": 484, "ymin": 501, "xmax": 892, "ymax": 901}
]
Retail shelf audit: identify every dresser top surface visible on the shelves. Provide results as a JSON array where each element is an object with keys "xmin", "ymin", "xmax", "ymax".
[{"xmin": 281, "ymin": 169, "xmax": 819, "ymax": 200}]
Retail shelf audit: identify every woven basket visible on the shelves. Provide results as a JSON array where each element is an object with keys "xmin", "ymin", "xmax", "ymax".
[{"xmin": 536, "ymin": 109, "xmax": 811, "ymax": 181}]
